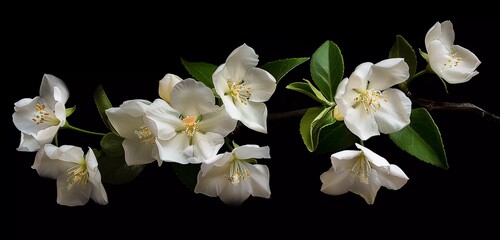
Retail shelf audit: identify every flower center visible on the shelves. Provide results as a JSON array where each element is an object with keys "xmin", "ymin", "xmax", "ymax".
[
  {"xmin": 66, "ymin": 161, "xmax": 89, "ymax": 190},
  {"xmin": 134, "ymin": 124, "xmax": 155, "ymax": 144},
  {"xmin": 226, "ymin": 155, "xmax": 250, "ymax": 184},
  {"xmin": 351, "ymin": 153, "xmax": 372, "ymax": 184},
  {"xmin": 353, "ymin": 89, "xmax": 387, "ymax": 113},
  {"xmin": 181, "ymin": 115, "xmax": 201, "ymax": 138},
  {"xmin": 32, "ymin": 103, "xmax": 60, "ymax": 126},
  {"xmin": 226, "ymin": 80, "xmax": 252, "ymax": 105},
  {"xmin": 442, "ymin": 51, "xmax": 463, "ymax": 69}
]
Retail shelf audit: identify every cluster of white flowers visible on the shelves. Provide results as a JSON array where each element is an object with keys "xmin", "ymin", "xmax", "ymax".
[{"xmin": 13, "ymin": 21, "xmax": 480, "ymax": 206}]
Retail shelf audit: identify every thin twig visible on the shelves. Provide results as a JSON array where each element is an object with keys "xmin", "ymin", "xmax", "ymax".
[
  {"xmin": 413, "ymin": 98, "xmax": 500, "ymax": 123},
  {"xmin": 268, "ymin": 108, "xmax": 309, "ymax": 121}
]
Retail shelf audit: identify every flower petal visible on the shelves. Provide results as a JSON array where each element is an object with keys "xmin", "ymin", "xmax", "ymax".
[
  {"xmin": 170, "ymin": 78, "xmax": 217, "ymax": 116},
  {"xmin": 106, "ymin": 100, "xmax": 151, "ymax": 139},
  {"xmin": 56, "ymin": 176, "xmax": 91, "ymax": 206},
  {"xmin": 191, "ymin": 132, "xmax": 225, "ymax": 163},
  {"xmin": 355, "ymin": 143, "xmax": 390, "ymax": 168},
  {"xmin": 344, "ymin": 106, "xmax": 379, "ymax": 141},
  {"xmin": 334, "ymin": 78, "xmax": 350, "ymax": 116},
  {"xmin": 40, "ymin": 74, "xmax": 69, "ymax": 106},
  {"xmin": 123, "ymin": 138, "xmax": 155, "ymax": 165},
  {"xmin": 146, "ymin": 99, "xmax": 182, "ymax": 141},
  {"xmin": 233, "ymin": 145, "xmax": 270, "ymax": 160},
  {"xmin": 235, "ymin": 100, "xmax": 268, "ymax": 133},
  {"xmin": 348, "ymin": 62, "xmax": 371, "ymax": 90},
  {"xmin": 368, "ymin": 58, "xmax": 409, "ymax": 90},
  {"xmin": 440, "ymin": 45, "xmax": 481, "ymax": 84},
  {"xmin": 330, "ymin": 150, "xmax": 360, "ymax": 171},
  {"xmin": 320, "ymin": 168, "xmax": 355, "ymax": 195},
  {"xmin": 373, "ymin": 88, "xmax": 411, "ymax": 134},
  {"xmin": 194, "ymin": 163, "xmax": 229, "ymax": 197},
  {"xmin": 197, "ymin": 107, "xmax": 237, "ymax": 136},
  {"xmin": 247, "ymin": 163, "xmax": 271, "ymax": 199},
  {"xmin": 13, "ymin": 97, "xmax": 51, "ymax": 135},
  {"xmin": 17, "ymin": 133, "xmax": 42, "ymax": 152},
  {"xmin": 349, "ymin": 170, "xmax": 381, "ymax": 204},
  {"xmin": 225, "ymin": 44, "xmax": 259, "ymax": 81},
  {"xmin": 438, "ymin": 21, "xmax": 455, "ymax": 48},
  {"xmin": 159, "ymin": 73, "xmax": 182, "ymax": 103},
  {"xmin": 44, "ymin": 144, "xmax": 85, "ymax": 164},
  {"xmin": 375, "ymin": 164, "xmax": 409, "ymax": 190},
  {"xmin": 245, "ymin": 68, "xmax": 276, "ymax": 102},
  {"xmin": 84, "ymin": 149, "xmax": 108, "ymax": 205},
  {"xmin": 156, "ymin": 134, "xmax": 190, "ymax": 164},
  {"xmin": 219, "ymin": 180, "xmax": 251, "ymax": 206},
  {"xmin": 32, "ymin": 145, "xmax": 74, "ymax": 179}
]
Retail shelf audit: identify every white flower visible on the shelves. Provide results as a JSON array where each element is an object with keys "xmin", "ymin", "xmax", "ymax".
[
  {"xmin": 213, "ymin": 44, "xmax": 277, "ymax": 133},
  {"xmin": 335, "ymin": 58, "xmax": 411, "ymax": 140},
  {"xmin": 146, "ymin": 78, "xmax": 237, "ymax": 164},
  {"xmin": 106, "ymin": 99, "xmax": 161, "ymax": 166},
  {"xmin": 425, "ymin": 21, "xmax": 481, "ymax": 84},
  {"xmin": 32, "ymin": 144, "xmax": 108, "ymax": 206},
  {"xmin": 13, "ymin": 74, "xmax": 69, "ymax": 152},
  {"xmin": 158, "ymin": 73, "xmax": 182, "ymax": 103},
  {"xmin": 320, "ymin": 143, "xmax": 408, "ymax": 204},
  {"xmin": 195, "ymin": 144, "xmax": 271, "ymax": 206}
]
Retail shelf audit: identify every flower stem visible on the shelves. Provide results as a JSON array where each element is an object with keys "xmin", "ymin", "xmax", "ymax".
[
  {"xmin": 399, "ymin": 68, "xmax": 430, "ymax": 95},
  {"xmin": 63, "ymin": 122, "xmax": 106, "ymax": 136},
  {"xmin": 54, "ymin": 133, "xmax": 59, "ymax": 146}
]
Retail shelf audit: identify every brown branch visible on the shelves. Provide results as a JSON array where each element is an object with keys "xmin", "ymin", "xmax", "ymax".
[
  {"xmin": 413, "ymin": 98, "xmax": 500, "ymax": 123},
  {"xmin": 268, "ymin": 108, "xmax": 308, "ymax": 121}
]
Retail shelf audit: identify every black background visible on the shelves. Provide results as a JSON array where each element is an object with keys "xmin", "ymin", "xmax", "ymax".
[{"xmin": 11, "ymin": 6, "xmax": 499, "ymax": 238}]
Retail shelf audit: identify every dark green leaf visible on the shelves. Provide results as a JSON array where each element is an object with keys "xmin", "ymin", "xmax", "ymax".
[
  {"xmin": 419, "ymin": 48, "xmax": 429, "ymax": 62},
  {"xmin": 181, "ymin": 58, "xmax": 217, "ymax": 89},
  {"xmin": 100, "ymin": 132, "xmax": 124, "ymax": 157},
  {"xmin": 65, "ymin": 105, "xmax": 76, "ymax": 117},
  {"xmin": 261, "ymin": 57, "xmax": 309, "ymax": 83},
  {"xmin": 389, "ymin": 108, "xmax": 448, "ymax": 169},
  {"xmin": 286, "ymin": 82, "xmax": 324, "ymax": 103},
  {"xmin": 171, "ymin": 163, "xmax": 200, "ymax": 191},
  {"xmin": 389, "ymin": 35, "xmax": 417, "ymax": 76},
  {"xmin": 96, "ymin": 153, "xmax": 145, "ymax": 184},
  {"xmin": 316, "ymin": 121, "xmax": 357, "ymax": 154},
  {"xmin": 300, "ymin": 106, "xmax": 335, "ymax": 152},
  {"xmin": 310, "ymin": 40, "xmax": 344, "ymax": 101},
  {"xmin": 93, "ymin": 85, "xmax": 116, "ymax": 133}
]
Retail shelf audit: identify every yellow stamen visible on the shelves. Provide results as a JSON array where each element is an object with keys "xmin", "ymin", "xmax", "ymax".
[
  {"xmin": 226, "ymin": 154, "xmax": 250, "ymax": 184},
  {"xmin": 181, "ymin": 115, "xmax": 200, "ymax": 138},
  {"xmin": 442, "ymin": 51, "xmax": 463, "ymax": 69},
  {"xmin": 353, "ymin": 89, "xmax": 387, "ymax": 113},
  {"xmin": 351, "ymin": 153, "xmax": 372, "ymax": 184},
  {"xmin": 66, "ymin": 161, "xmax": 89, "ymax": 190},
  {"xmin": 32, "ymin": 104, "xmax": 60, "ymax": 125},
  {"xmin": 134, "ymin": 124, "xmax": 155, "ymax": 144},
  {"xmin": 226, "ymin": 80, "xmax": 252, "ymax": 105}
]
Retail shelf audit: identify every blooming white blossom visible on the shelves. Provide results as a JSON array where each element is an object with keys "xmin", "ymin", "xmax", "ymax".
[
  {"xmin": 13, "ymin": 74, "xmax": 69, "ymax": 152},
  {"xmin": 320, "ymin": 143, "xmax": 408, "ymax": 204},
  {"xmin": 106, "ymin": 100, "xmax": 161, "ymax": 166},
  {"xmin": 158, "ymin": 73, "xmax": 182, "ymax": 103},
  {"xmin": 195, "ymin": 144, "xmax": 271, "ymax": 206},
  {"xmin": 335, "ymin": 58, "xmax": 411, "ymax": 140},
  {"xmin": 425, "ymin": 21, "xmax": 481, "ymax": 84},
  {"xmin": 32, "ymin": 144, "xmax": 108, "ymax": 206},
  {"xmin": 213, "ymin": 44, "xmax": 277, "ymax": 133},
  {"xmin": 146, "ymin": 78, "xmax": 237, "ymax": 164}
]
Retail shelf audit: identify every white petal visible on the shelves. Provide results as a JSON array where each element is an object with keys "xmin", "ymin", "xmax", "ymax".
[
  {"xmin": 440, "ymin": 45, "xmax": 481, "ymax": 84},
  {"xmin": 170, "ymin": 78, "xmax": 217, "ymax": 116},
  {"xmin": 197, "ymin": 107, "xmax": 237, "ymax": 136},
  {"xmin": 213, "ymin": 63, "xmax": 230, "ymax": 95},
  {"xmin": 44, "ymin": 144, "xmax": 85, "ymax": 164},
  {"xmin": 233, "ymin": 145, "xmax": 270, "ymax": 160},
  {"xmin": 13, "ymin": 97, "xmax": 50, "ymax": 135},
  {"xmin": 32, "ymin": 126, "xmax": 58, "ymax": 145},
  {"xmin": 334, "ymin": 78, "xmax": 349, "ymax": 116},
  {"xmin": 146, "ymin": 99, "xmax": 182, "ymax": 140},
  {"xmin": 204, "ymin": 153, "xmax": 227, "ymax": 165},
  {"xmin": 368, "ymin": 58, "xmax": 409, "ymax": 90},
  {"xmin": 355, "ymin": 143, "xmax": 390, "ymax": 168},
  {"xmin": 158, "ymin": 73, "xmax": 182, "ymax": 103},
  {"xmin": 156, "ymin": 134, "xmax": 190, "ymax": 164},
  {"xmin": 220, "ymin": 95, "xmax": 242, "ymax": 121},
  {"xmin": 425, "ymin": 22, "xmax": 443, "ymax": 48},
  {"xmin": 235, "ymin": 100, "xmax": 268, "ymax": 133},
  {"xmin": 40, "ymin": 74, "xmax": 69, "ymax": 106},
  {"xmin": 439, "ymin": 21, "xmax": 455, "ymax": 48},
  {"xmin": 225, "ymin": 44, "xmax": 259, "ymax": 81},
  {"xmin": 56, "ymin": 176, "xmax": 91, "ymax": 206},
  {"xmin": 350, "ymin": 170, "xmax": 381, "ymax": 204},
  {"xmin": 344, "ymin": 106, "xmax": 379, "ymax": 141},
  {"xmin": 219, "ymin": 180, "xmax": 251, "ymax": 206},
  {"xmin": 53, "ymin": 101, "xmax": 67, "ymax": 127},
  {"xmin": 194, "ymin": 163, "xmax": 229, "ymax": 197},
  {"xmin": 245, "ymin": 68, "xmax": 277, "ymax": 102},
  {"xmin": 32, "ymin": 145, "xmax": 74, "ymax": 179},
  {"xmin": 85, "ymin": 149, "xmax": 108, "ymax": 205},
  {"xmin": 427, "ymin": 40, "xmax": 452, "ymax": 78},
  {"xmin": 373, "ymin": 89, "xmax": 411, "ymax": 134},
  {"xmin": 375, "ymin": 164, "xmax": 409, "ymax": 190},
  {"xmin": 320, "ymin": 168, "xmax": 355, "ymax": 195},
  {"xmin": 330, "ymin": 150, "xmax": 360, "ymax": 171},
  {"xmin": 348, "ymin": 62, "xmax": 372, "ymax": 90},
  {"xmin": 122, "ymin": 139, "xmax": 155, "ymax": 165},
  {"xmin": 17, "ymin": 133, "xmax": 42, "ymax": 152},
  {"xmin": 191, "ymin": 132, "xmax": 225, "ymax": 162},
  {"xmin": 246, "ymin": 163, "xmax": 271, "ymax": 199},
  {"xmin": 106, "ymin": 100, "xmax": 150, "ymax": 139}
]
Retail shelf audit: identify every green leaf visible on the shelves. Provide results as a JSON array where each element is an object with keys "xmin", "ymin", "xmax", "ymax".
[
  {"xmin": 65, "ymin": 105, "xmax": 76, "ymax": 117},
  {"xmin": 300, "ymin": 106, "xmax": 335, "ymax": 152},
  {"xmin": 171, "ymin": 163, "xmax": 200, "ymax": 191},
  {"xmin": 97, "ymin": 153, "xmax": 145, "ymax": 184},
  {"xmin": 316, "ymin": 121, "xmax": 357, "ymax": 154},
  {"xmin": 389, "ymin": 108, "xmax": 448, "ymax": 169},
  {"xmin": 419, "ymin": 48, "xmax": 429, "ymax": 62},
  {"xmin": 93, "ymin": 85, "xmax": 116, "ymax": 133},
  {"xmin": 389, "ymin": 35, "xmax": 417, "ymax": 76},
  {"xmin": 310, "ymin": 40, "xmax": 344, "ymax": 101},
  {"xmin": 286, "ymin": 82, "xmax": 324, "ymax": 104},
  {"xmin": 100, "ymin": 132, "xmax": 124, "ymax": 157},
  {"xmin": 181, "ymin": 58, "xmax": 217, "ymax": 89},
  {"xmin": 261, "ymin": 57, "xmax": 309, "ymax": 83}
]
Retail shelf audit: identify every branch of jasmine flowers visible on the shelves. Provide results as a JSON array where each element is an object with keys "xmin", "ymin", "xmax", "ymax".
[
  {"xmin": 413, "ymin": 98, "xmax": 500, "ymax": 123},
  {"xmin": 268, "ymin": 108, "xmax": 309, "ymax": 121}
]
